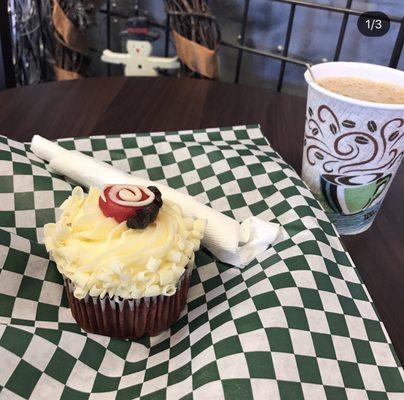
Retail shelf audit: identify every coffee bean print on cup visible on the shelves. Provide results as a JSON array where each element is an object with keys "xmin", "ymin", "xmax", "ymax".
[
  {"xmin": 303, "ymin": 104, "xmax": 404, "ymax": 175},
  {"xmin": 367, "ymin": 120, "xmax": 377, "ymax": 132}
]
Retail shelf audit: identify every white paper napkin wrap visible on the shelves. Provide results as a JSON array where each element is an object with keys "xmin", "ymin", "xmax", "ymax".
[{"xmin": 31, "ymin": 135, "xmax": 280, "ymax": 267}]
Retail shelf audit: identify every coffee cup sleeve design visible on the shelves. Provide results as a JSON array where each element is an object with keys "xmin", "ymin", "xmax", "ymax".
[
  {"xmin": 305, "ymin": 109, "xmax": 403, "ymax": 176},
  {"xmin": 366, "ymin": 174, "xmax": 391, "ymax": 208},
  {"xmin": 320, "ymin": 173, "xmax": 391, "ymax": 215}
]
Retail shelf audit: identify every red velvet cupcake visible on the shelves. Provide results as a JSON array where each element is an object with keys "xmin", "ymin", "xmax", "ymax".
[{"xmin": 44, "ymin": 184, "xmax": 206, "ymax": 339}]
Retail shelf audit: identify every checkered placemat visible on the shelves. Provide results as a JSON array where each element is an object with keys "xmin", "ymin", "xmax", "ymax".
[{"xmin": 0, "ymin": 125, "xmax": 402, "ymax": 400}]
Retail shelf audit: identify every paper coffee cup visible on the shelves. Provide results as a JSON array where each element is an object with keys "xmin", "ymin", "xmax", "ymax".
[{"xmin": 302, "ymin": 62, "xmax": 404, "ymax": 235}]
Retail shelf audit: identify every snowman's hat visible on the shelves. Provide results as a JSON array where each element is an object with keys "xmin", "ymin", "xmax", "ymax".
[{"xmin": 121, "ymin": 16, "xmax": 160, "ymax": 42}]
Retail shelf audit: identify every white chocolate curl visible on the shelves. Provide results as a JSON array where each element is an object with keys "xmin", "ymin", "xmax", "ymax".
[
  {"xmin": 32, "ymin": 135, "xmax": 281, "ymax": 267},
  {"xmin": 106, "ymin": 184, "xmax": 155, "ymax": 207}
]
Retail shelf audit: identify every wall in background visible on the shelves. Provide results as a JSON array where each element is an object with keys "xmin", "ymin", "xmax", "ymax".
[
  {"xmin": 5, "ymin": 0, "xmax": 397, "ymax": 95},
  {"xmin": 0, "ymin": 36, "xmax": 5, "ymax": 90},
  {"xmin": 208, "ymin": 0, "xmax": 404, "ymax": 95}
]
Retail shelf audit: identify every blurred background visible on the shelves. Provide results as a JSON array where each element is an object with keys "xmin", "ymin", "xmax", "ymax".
[{"xmin": 0, "ymin": 0, "xmax": 403, "ymax": 95}]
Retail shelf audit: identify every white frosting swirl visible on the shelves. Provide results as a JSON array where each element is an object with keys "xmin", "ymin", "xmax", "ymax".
[
  {"xmin": 44, "ymin": 187, "xmax": 206, "ymax": 300},
  {"xmin": 103, "ymin": 184, "xmax": 155, "ymax": 207}
]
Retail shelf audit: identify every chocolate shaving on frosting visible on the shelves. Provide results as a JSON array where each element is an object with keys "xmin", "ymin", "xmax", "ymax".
[{"xmin": 127, "ymin": 186, "xmax": 163, "ymax": 229}]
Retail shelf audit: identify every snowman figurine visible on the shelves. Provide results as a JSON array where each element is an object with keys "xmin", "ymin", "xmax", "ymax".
[{"xmin": 101, "ymin": 16, "xmax": 179, "ymax": 77}]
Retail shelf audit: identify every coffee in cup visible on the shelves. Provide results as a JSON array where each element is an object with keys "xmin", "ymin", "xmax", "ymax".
[{"xmin": 317, "ymin": 76, "xmax": 404, "ymax": 104}]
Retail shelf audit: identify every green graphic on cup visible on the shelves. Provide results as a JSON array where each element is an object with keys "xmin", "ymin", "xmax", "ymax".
[{"xmin": 320, "ymin": 173, "xmax": 391, "ymax": 215}]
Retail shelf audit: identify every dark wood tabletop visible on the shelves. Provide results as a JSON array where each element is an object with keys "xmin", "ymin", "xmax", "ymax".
[{"xmin": 0, "ymin": 76, "xmax": 403, "ymax": 363}]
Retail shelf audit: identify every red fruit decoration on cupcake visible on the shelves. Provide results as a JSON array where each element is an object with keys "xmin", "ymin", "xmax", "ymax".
[{"xmin": 99, "ymin": 184, "xmax": 162, "ymax": 229}]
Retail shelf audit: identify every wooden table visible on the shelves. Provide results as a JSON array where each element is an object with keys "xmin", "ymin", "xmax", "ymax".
[{"xmin": 0, "ymin": 77, "xmax": 403, "ymax": 363}]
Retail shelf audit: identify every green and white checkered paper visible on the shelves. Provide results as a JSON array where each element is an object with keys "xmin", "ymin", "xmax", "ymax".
[{"xmin": 0, "ymin": 125, "xmax": 403, "ymax": 399}]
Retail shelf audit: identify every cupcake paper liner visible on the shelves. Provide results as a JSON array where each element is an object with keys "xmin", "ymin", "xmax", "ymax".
[{"xmin": 64, "ymin": 267, "xmax": 192, "ymax": 339}]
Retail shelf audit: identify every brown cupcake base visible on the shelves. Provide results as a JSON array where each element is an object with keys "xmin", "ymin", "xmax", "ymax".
[{"xmin": 64, "ymin": 269, "xmax": 192, "ymax": 339}]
